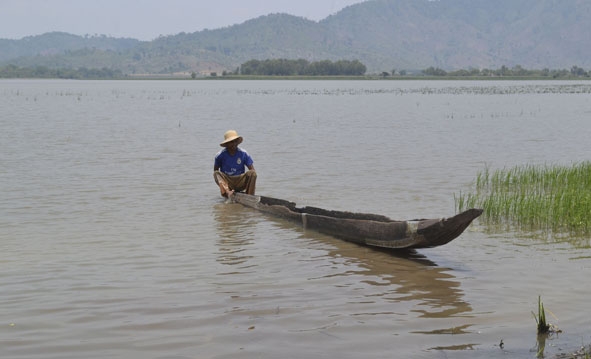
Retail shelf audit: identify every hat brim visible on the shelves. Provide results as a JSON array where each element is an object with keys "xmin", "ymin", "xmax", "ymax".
[{"xmin": 220, "ymin": 136, "xmax": 243, "ymax": 146}]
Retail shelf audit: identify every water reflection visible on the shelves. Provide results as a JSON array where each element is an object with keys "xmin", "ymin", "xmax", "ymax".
[
  {"xmin": 307, "ymin": 226, "xmax": 477, "ymax": 352},
  {"xmin": 213, "ymin": 202, "xmax": 258, "ymax": 267},
  {"xmin": 319, "ymin": 236, "xmax": 473, "ymax": 319},
  {"xmin": 535, "ymin": 334, "xmax": 547, "ymax": 358},
  {"xmin": 212, "ymin": 200, "xmax": 476, "ymax": 358},
  {"xmin": 533, "ymin": 332, "xmax": 564, "ymax": 358},
  {"xmin": 484, "ymin": 226, "xmax": 591, "ymax": 249},
  {"xmin": 216, "ymin": 201, "xmax": 473, "ymax": 320}
]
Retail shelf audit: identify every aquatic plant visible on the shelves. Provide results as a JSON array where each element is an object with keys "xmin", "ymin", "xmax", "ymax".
[
  {"xmin": 533, "ymin": 295, "xmax": 550, "ymax": 334},
  {"xmin": 455, "ymin": 162, "xmax": 591, "ymax": 235}
]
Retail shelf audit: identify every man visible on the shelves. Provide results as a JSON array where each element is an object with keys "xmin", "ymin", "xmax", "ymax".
[{"xmin": 213, "ymin": 130, "xmax": 257, "ymax": 197}]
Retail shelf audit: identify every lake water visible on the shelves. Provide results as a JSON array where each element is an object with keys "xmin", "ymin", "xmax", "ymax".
[{"xmin": 1, "ymin": 79, "xmax": 590, "ymax": 359}]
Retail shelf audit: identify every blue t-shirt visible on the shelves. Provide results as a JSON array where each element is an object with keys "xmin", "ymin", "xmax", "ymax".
[{"xmin": 214, "ymin": 147, "xmax": 254, "ymax": 176}]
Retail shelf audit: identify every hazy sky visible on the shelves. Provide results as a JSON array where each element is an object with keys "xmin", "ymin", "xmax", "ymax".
[{"xmin": 0, "ymin": 0, "xmax": 366, "ymax": 40}]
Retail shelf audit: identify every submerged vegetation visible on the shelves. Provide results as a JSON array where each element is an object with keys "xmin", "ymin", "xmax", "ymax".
[{"xmin": 456, "ymin": 162, "xmax": 591, "ymax": 235}]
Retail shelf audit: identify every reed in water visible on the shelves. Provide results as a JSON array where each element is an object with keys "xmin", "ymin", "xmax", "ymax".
[
  {"xmin": 534, "ymin": 296, "xmax": 550, "ymax": 334},
  {"xmin": 455, "ymin": 162, "xmax": 591, "ymax": 235}
]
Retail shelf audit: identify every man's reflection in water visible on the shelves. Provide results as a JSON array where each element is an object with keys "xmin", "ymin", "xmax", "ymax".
[{"xmin": 213, "ymin": 203, "xmax": 257, "ymax": 267}]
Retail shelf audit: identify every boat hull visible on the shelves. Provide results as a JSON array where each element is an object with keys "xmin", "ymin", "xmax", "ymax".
[{"xmin": 231, "ymin": 193, "xmax": 482, "ymax": 249}]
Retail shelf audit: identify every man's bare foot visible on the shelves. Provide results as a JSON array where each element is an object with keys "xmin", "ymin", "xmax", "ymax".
[{"xmin": 217, "ymin": 177, "xmax": 232, "ymax": 198}]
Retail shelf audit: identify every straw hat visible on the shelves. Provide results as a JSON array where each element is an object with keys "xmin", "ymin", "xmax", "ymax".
[{"xmin": 220, "ymin": 130, "xmax": 243, "ymax": 146}]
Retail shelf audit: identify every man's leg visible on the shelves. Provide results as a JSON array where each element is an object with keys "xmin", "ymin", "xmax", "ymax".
[
  {"xmin": 214, "ymin": 172, "xmax": 234, "ymax": 197},
  {"xmin": 244, "ymin": 171, "xmax": 257, "ymax": 195},
  {"xmin": 228, "ymin": 171, "xmax": 257, "ymax": 195}
]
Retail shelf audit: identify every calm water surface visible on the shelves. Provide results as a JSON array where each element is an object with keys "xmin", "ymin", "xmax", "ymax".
[{"xmin": 1, "ymin": 79, "xmax": 591, "ymax": 358}]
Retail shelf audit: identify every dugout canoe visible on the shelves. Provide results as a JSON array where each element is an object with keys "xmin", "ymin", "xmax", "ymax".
[{"xmin": 231, "ymin": 192, "xmax": 482, "ymax": 249}]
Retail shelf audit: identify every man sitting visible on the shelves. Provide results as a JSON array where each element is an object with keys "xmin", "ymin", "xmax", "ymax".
[{"xmin": 213, "ymin": 130, "xmax": 257, "ymax": 197}]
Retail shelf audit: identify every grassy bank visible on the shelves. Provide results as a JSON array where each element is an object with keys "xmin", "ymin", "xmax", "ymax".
[{"xmin": 455, "ymin": 162, "xmax": 591, "ymax": 235}]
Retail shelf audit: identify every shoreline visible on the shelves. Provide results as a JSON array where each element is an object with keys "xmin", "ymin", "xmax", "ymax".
[{"xmin": 3, "ymin": 75, "xmax": 591, "ymax": 81}]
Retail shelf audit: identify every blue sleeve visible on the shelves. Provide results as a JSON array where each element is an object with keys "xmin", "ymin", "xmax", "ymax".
[
  {"xmin": 214, "ymin": 151, "xmax": 223, "ymax": 168},
  {"xmin": 243, "ymin": 152, "xmax": 253, "ymax": 167}
]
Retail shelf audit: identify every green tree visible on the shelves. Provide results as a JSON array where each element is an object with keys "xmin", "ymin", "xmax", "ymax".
[
  {"xmin": 571, "ymin": 65, "xmax": 587, "ymax": 77},
  {"xmin": 239, "ymin": 58, "xmax": 366, "ymax": 76},
  {"xmin": 423, "ymin": 67, "xmax": 447, "ymax": 76}
]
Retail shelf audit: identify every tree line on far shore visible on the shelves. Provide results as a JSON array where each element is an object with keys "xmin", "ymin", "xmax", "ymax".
[
  {"xmin": 2, "ymin": 61, "xmax": 591, "ymax": 79},
  {"xmin": 422, "ymin": 65, "xmax": 590, "ymax": 78},
  {"xmin": 236, "ymin": 59, "xmax": 368, "ymax": 76},
  {"xmin": 0, "ymin": 64, "xmax": 122, "ymax": 79},
  {"xmin": 224, "ymin": 61, "xmax": 590, "ymax": 79}
]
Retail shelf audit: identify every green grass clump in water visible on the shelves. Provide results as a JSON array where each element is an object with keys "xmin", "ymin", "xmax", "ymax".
[
  {"xmin": 534, "ymin": 295, "xmax": 550, "ymax": 334},
  {"xmin": 455, "ymin": 162, "xmax": 591, "ymax": 235}
]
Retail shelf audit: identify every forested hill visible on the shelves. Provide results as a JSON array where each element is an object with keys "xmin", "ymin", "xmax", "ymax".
[
  {"xmin": 0, "ymin": 32, "xmax": 140, "ymax": 61},
  {"xmin": 2, "ymin": 0, "xmax": 590, "ymax": 74}
]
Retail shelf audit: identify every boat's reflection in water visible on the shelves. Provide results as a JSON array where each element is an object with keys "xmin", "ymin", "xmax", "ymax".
[{"xmin": 213, "ymin": 201, "xmax": 472, "ymax": 320}]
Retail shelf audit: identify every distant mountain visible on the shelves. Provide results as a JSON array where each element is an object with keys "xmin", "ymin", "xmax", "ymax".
[
  {"xmin": 326, "ymin": 0, "xmax": 591, "ymax": 70},
  {"xmin": 0, "ymin": 32, "xmax": 140, "ymax": 62},
  {"xmin": 1, "ymin": 0, "xmax": 590, "ymax": 74}
]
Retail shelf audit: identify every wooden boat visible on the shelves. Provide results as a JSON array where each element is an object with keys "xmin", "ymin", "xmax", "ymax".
[{"xmin": 231, "ymin": 192, "xmax": 483, "ymax": 250}]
